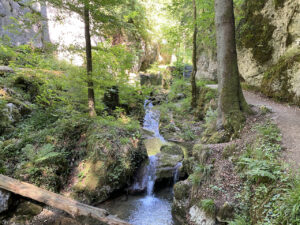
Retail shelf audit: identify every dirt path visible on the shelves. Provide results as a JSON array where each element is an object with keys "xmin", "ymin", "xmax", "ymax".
[{"xmin": 244, "ymin": 91, "xmax": 300, "ymax": 169}]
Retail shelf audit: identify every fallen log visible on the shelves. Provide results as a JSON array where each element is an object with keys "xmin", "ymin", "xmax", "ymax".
[{"xmin": 0, "ymin": 174, "xmax": 131, "ymax": 225}]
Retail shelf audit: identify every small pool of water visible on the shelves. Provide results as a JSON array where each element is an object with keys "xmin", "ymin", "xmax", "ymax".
[{"xmin": 100, "ymin": 188, "xmax": 177, "ymax": 225}]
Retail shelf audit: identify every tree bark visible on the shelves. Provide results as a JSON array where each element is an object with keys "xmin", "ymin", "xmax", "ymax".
[
  {"xmin": 214, "ymin": 0, "xmax": 250, "ymax": 133},
  {"xmin": 84, "ymin": 2, "xmax": 96, "ymax": 117},
  {"xmin": 191, "ymin": 0, "xmax": 198, "ymax": 109},
  {"xmin": 0, "ymin": 175, "xmax": 131, "ymax": 225}
]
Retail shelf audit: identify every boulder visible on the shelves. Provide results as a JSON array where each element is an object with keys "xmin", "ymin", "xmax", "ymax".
[
  {"xmin": 15, "ymin": 201, "xmax": 43, "ymax": 217},
  {"xmin": 0, "ymin": 66, "xmax": 14, "ymax": 76},
  {"xmin": 140, "ymin": 73, "xmax": 162, "ymax": 86},
  {"xmin": 216, "ymin": 202, "xmax": 235, "ymax": 222},
  {"xmin": 156, "ymin": 145, "xmax": 184, "ymax": 182},
  {"xmin": 189, "ymin": 205, "xmax": 216, "ymax": 225},
  {"xmin": 0, "ymin": 188, "xmax": 12, "ymax": 213},
  {"xmin": 172, "ymin": 180, "xmax": 192, "ymax": 224}
]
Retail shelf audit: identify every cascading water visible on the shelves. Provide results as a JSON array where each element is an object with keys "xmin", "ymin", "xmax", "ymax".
[
  {"xmin": 146, "ymin": 155, "xmax": 157, "ymax": 196},
  {"xmin": 173, "ymin": 162, "xmax": 182, "ymax": 184},
  {"xmin": 143, "ymin": 100, "xmax": 165, "ymax": 142},
  {"xmin": 100, "ymin": 99, "xmax": 181, "ymax": 225}
]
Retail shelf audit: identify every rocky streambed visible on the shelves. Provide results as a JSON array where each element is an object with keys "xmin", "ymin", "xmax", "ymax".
[{"xmin": 99, "ymin": 100, "xmax": 185, "ymax": 225}]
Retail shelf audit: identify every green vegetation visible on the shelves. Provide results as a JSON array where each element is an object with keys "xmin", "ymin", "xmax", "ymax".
[
  {"xmin": 199, "ymin": 199, "xmax": 216, "ymax": 217},
  {"xmin": 232, "ymin": 121, "xmax": 300, "ymax": 225}
]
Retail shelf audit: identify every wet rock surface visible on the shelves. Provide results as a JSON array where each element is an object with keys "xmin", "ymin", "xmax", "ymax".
[{"xmin": 0, "ymin": 189, "xmax": 12, "ymax": 213}]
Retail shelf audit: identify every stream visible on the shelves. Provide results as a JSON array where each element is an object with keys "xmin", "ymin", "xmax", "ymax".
[{"xmin": 100, "ymin": 100, "xmax": 179, "ymax": 225}]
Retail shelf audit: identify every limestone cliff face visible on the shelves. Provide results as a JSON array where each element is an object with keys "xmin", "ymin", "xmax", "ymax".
[
  {"xmin": 0, "ymin": 0, "xmax": 48, "ymax": 47},
  {"xmin": 237, "ymin": 0, "xmax": 300, "ymax": 104},
  {"xmin": 195, "ymin": 50, "xmax": 217, "ymax": 81}
]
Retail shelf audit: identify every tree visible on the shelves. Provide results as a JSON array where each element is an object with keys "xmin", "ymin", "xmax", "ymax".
[
  {"xmin": 214, "ymin": 0, "xmax": 250, "ymax": 133},
  {"xmin": 191, "ymin": 0, "xmax": 198, "ymax": 109},
  {"xmin": 83, "ymin": 1, "xmax": 96, "ymax": 117},
  {"xmin": 43, "ymin": 0, "xmax": 127, "ymax": 117}
]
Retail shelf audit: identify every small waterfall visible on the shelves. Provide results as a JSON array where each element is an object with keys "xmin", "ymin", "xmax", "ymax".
[
  {"xmin": 130, "ymin": 155, "xmax": 158, "ymax": 195},
  {"xmin": 146, "ymin": 155, "xmax": 157, "ymax": 196},
  {"xmin": 173, "ymin": 162, "xmax": 182, "ymax": 184},
  {"xmin": 143, "ymin": 100, "xmax": 165, "ymax": 142}
]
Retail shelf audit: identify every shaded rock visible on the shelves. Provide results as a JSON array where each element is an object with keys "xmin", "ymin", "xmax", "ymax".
[
  {"xmin": 15, "ymin": 201, "xmax": 43, "ymax": 217},
  {"xmin": 189, "ymin": 205, "xmax": 216, "ymax": 225},
  {"xmin": 54, "ymin": 217, "xmax": 82, "ymax": 225},
  {"xmin": 195, "ymin": 51, "xmax": 217, "ymax": 81},
  {"xmin": 216, "ymin": 202, "xmax": 235, "ymax": 222},
  {"xmin": 0, "ymin": 188, "xmax": 12, "ymax": 213},
  {"xmin": 140, "ymin": 73, "xmax": 162, "ymax": 86},
  {"xmin": 128, "ymin": 160, "xmax": 149, "ymax": 194},
  {"xmin": 183, "ymin": 65, "xmax": 193, "ymax": 79},
  {"xmin": 156, "ymin": 145, "xmax": 184, "ymax": 182},
  {"xmin": 172, "ymin": 180, "xmax": 192, "ymax": 224},
  {"xmin": 161, "ymin": 145, "xmax": 183, "ymax": 156},
  {"xmin": 0, "ymin": 66, "xmax": 14, "ymax": 76},
  {"xmin": 175, "ymin": 93, "xmax": 186, "ymax": 100}
]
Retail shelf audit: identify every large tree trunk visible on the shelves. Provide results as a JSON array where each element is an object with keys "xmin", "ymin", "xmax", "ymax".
[
  {"xmin": 84, "ymin": 2, "xmax": 97, "ymax": 117},
  {"xmin": 214, "ymin": 0, "xmax": 250, "ymax": 133},
  {"xmin": 191, "ymin": 0, "xmax": 198, "ymax": 109},
  {"xmin": 0, "ymin": 175, "xmax": 130, "ymax": 225}
]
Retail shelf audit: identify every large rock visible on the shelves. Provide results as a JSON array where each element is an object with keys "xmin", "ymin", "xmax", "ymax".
[
  {"xmin": 237, "ymin": 0, "xmax": 300, "ymax": 104},
  {"xmin": 0, "ymin": 66, "xmax": 14, "ymax": 76},
  {"xmin": 189, "ymin": 205, "xmax": 216, "ymax": 225},
  {"xmin": 0, "ymin": 0, "xmax": 45, "ymax": 47},
  {"xmin": 172, "ymin": 180, "xmax": 191, "ymax": 224},
  {"xmin": 140, "ymin": 73, "xmax": 163, "ymax": 86},
  {"xmin": 0, "ymin": 189, "xmax": 12, "ymax": 213},
  {"xmin": 195, "ymin": 51, "xmax": 217, "ymax": 81},
  {"xmin": 156, "ymin": 145, "xmax": 184, "ymax": 182}
]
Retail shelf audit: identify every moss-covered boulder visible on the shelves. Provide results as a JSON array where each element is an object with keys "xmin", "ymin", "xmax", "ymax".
[
  {"xmin": 216, "ymin": 202, "xmax": 235, "ymax": 223},
  {"xmin": 156, "ymin": 144, "xmax": 184, "ymax": 182},
  {"xmin": 172, "ymin": 180, "xmax": 192, "ymax": 224},
  {"xmin": 161, "ymin": 145, "xmax": 184, "ymax": 156},
  {"xmin": 71, "ymin": 121, "xmax": 147, "ymax": 204}
]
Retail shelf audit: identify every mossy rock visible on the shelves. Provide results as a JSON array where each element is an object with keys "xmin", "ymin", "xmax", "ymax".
[
  {"xmin": 174, "ymin": 180, "xmax": 191, "ymax": 201},
  {"xmin": 182, "ymin": 157, "xmax": 195, "ymax": 175},
  {"xmin": 216, "ymin": 202, "xmax": 235, "ymax": 222},
  {"xmin": 237, "ymin": 0, "xmax": 275, "ymax": 64},
  {"xmin": 160, "ymin": 144, "xmax": 183, "ymax": 156},
  {"xmin": 15, "ymin": 201, "xmax": 43, "ymax": 218},
  {"xmin": 202, "ymin": 130, "xmax": 229, "ymax": 144},
  {"xmin": 261, "ymin": 50, "xmax": 300, "ymax": 105},
  {"xmin": 195, "ymin": 87, "xmax": 218, "ymax": 120}
]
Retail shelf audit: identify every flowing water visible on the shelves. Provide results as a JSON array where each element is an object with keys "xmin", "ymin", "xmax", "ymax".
[{"xmin": 100, "ymin": 100, "xmax": 180, "ymax": 225}]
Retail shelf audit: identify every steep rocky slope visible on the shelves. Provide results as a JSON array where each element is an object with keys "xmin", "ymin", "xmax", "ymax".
[{"xmin": 196, "ymin": 0, "xmax": 300, "ymax": 105}]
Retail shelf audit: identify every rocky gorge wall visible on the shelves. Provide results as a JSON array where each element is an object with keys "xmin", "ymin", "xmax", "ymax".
[
  {"xmin": 196, "ymin": 0, "xmax": 300, "ymax": 105},
  {"xmin": 237, "ymin": 0, "xmax": 300, "ymax": 105},
  {"xmin": 0, "ymin": 0, "xmax": 102, "ymax": 65}
]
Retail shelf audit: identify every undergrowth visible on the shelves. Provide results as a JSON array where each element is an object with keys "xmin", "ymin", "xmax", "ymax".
[{"xmin": 231, "ymin": 121, "xmax": 300, "ymax": 224}]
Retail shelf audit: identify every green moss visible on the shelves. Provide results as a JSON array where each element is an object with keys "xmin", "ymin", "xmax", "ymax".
[
  {"xmin": 261, "ymin": 50, "xmax": 300, "ymax": 105},
  {"xmin": 195, "ymin": 86, "xmax": 217, "ymax": 120},
  {"xmin": 199, "ymin": 199, "xmax": 216, "ymax": 217},
  {"xmin": 274, "ymin": 0, "xmax": 285, "ymax": 9},
  {"xmin": 237, "ymin": 0, "xmax": 276, "ymax": 64}
]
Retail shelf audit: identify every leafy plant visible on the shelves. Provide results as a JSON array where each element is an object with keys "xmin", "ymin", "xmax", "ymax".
[{"xmin": 200, "ymin": 199, "xmax": 216, "ymax": 217}]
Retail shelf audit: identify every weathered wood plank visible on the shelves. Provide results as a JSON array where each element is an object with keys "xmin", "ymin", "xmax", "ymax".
[{"xmin": 0, "ymin": 174, "xmax": 131, "ymax": 225}]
